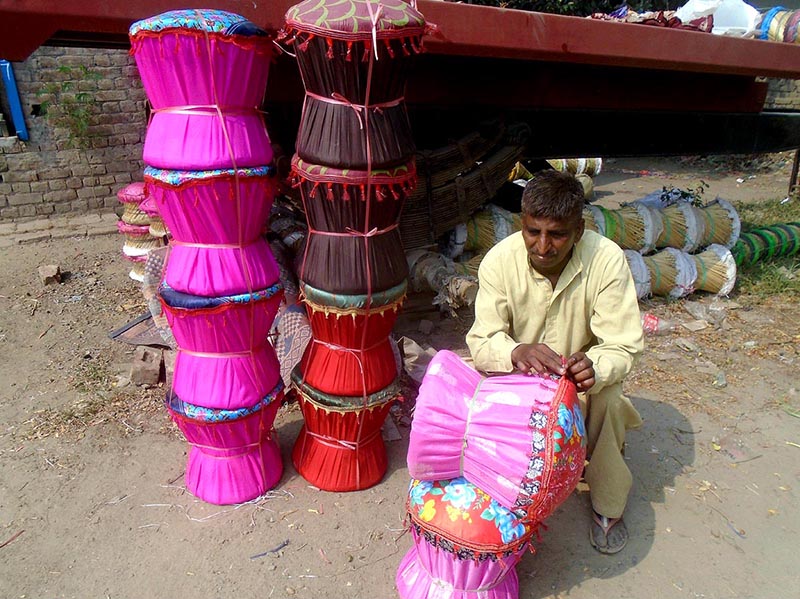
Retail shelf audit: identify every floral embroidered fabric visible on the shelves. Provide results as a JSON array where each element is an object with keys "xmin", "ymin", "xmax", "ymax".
[
  {"xmin": 130, "ymin": 9, "xmax": 249, "ymax": 35},
  {"xmin": 513, "ymin": 391, "xmax": 587, "ymax": 519},
  {"xmin": 407, "ymin": 477, "xmax": 533, "ymax": 561}
]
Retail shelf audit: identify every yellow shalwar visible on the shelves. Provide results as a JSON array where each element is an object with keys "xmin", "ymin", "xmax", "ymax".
[{"xmin": 466, "ymin": 229, "xmax": 644, "ymax": 518}]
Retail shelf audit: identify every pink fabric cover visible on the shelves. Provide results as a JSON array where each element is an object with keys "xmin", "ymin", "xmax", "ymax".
[
  {"xmin": 117, "ymin": 181, "xmax": 146, "ymax": 204},
  {"xmin": 407, "ymin": 350, "xmax": 586, "ymax": 521},
  {"xmin": 162, "ymin": 294, "xmax": 283, "ymax": 353},
  {"xmin": 117, "ymin": 220, "xmax": 151, "ymax": 235},
  {"xmin": 133, "ymin": 33, "xmax": 274, "ymax": 170},
  {"xmin": 165, "ymin": 237, "xmax": 280, "ymax": 296},
  {"xmin": 396, "ymin": 530, "xmax": 525, "ymax": 599},
  {"xmin": 147, "ymin": 174, "xmax": 275, "ymax": 243},
  {"xmin": 172, "ymin": 344, "xmax": 281, "ymax": 409},
  {"xmin": 139, "ymin": 194, "xmax": 160, "ymax": 217},
  {"xmin": 174, "ymin": 399, "xmax": 283, "ymax": 504}
]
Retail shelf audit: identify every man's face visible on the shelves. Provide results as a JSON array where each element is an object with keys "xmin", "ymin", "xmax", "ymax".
[{"xmin": 521, "ymin": 213, "xmax": 584, "ymax": 277}]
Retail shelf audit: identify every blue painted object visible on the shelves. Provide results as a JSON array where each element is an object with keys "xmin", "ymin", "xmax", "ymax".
[{"xmin": 0, "ymin": 60, "xmax": 29, "ymax": 141}]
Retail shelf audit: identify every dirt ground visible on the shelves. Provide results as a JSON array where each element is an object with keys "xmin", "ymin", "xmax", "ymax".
[{"xmin": 1, "ymin": 156, "xmax": 799, "ymax": 599}]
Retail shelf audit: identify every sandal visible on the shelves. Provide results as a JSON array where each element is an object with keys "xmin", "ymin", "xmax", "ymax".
[{"xmin": 589, "ymin": 510, "xmax": 628, "ymax": 554}]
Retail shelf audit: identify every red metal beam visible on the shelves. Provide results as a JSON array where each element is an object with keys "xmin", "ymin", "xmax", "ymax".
[
  {"xmin": 2, "ymin": 0, "xmax": 800, "ymax": 80},
  {"xmin": 419, "ymin": 2, "xmax": 800, "ymax": 79}
]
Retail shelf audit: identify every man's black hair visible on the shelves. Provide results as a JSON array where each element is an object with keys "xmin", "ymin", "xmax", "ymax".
[{"xmin": 521, "ymin": 169, "xmax": 585, "ymax": 223}]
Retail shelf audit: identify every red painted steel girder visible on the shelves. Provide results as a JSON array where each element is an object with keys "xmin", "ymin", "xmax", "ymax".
[{"xmin": 1, "ymin": 0, "xmax": 800, "ymax": 80}]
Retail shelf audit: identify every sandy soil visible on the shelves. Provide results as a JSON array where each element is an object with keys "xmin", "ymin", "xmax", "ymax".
[{"xmin": 1, "ymin": 157, "xmax": 799, "ymax": 599}]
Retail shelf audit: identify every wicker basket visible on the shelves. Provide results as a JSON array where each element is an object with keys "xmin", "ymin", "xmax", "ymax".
[{"xmin": 400, "ymin": 123, "xmax": 529, "ymax": 250}]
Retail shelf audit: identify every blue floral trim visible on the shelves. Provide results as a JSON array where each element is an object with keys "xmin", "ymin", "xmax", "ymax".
[
  {"xmin": 144, "ymin": 165, "xmax": 274, "ymax": 186},
  {"xmin": 160, "ymin": 282, "xmax": 283, "ymax": 310},
  {"xmin": 130, "ymin": 9, "xmax": 247, "ymax": 35},
  {"xmin": 166, "ymin": 381, "xmax": 284, "ymax": 422}
]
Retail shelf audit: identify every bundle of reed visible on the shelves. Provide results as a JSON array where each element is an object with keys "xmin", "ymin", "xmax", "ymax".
[
  {"xmin": 509, "ymin": 160, "xmax": 594, "ymax": 199},
  {"xmin": 453, "ymin": 251, "xmax": 487, "ymax": 278},
  {"xmin": 407, "ymin": 249, "xmax": 456, "ymax": 293},
  {"xmin": 575, "ymin": 173, "xmax": 594, "ymax": 200},
  {"xmin": 654, "ymin": 200, "xmax": 703, "ymax": 252},
  {"xmin": 697, "ymin": 199, "xmax": 740, "ymax": 248},
  {"xmin": 731, "ymin": 222, "xmax": 800, "ymax": 266},
  {"xmin": 643, "ymin": 247, "xmax": 697, "ymax": 299},
  {"xmin": 645, "ymin": 204, "xmax": 665, "ymax": 252},
  {"xmin": 690, "ymin": 203, "xmax": 707, "ymax": 251},
  {"xmin": 583, "ymin": 206, "xmax": 605, "ymax": 235},
  {"xmin": 445, "ymin": 223, "xmax": 468, "ymax": 259},
  {"xmin": 692, "ymin": 244, "xmax": 737, "ymax": 296},
  {"xmin": 546, "ymin": 157, "xmax": 602, "ymax": 176},
  {"xmin": 594, "ymin": 204, "xmax": 659, "ymax": 253},
  {"xmin": 462, "ymin": 204, "xmax": 521, "ymax": 253},
  {"xmin": 437, "ymin": 274, "xmax": 479, "ymax": 311},
  {"xmin": 508, "ymin": 161, "xmax": 535, "ymax": 183},
  {"xmin": 406, "ymin": 249, "xmax": 478, "ymax": 310},
  {"xmin": 623, "ymin": 250, "xmax": 651, "ymax": 299}
]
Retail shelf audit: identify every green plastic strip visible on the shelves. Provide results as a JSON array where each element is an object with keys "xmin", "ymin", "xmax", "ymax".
[{"xmin": 694, "ymin": 255, "xmax": 709, "ymax": 289}]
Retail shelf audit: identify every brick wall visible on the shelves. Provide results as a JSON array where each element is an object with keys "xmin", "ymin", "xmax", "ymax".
[
  {"xmin": 765, "ymin": 78, "xmax": 800, "ymax": 111},
  {"xmin": 0, "ymin": 47, "xmax": 146, "ymax": 222}
]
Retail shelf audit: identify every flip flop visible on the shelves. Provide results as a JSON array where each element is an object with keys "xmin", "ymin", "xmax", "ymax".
[{"xmin": 590, "ymin": 510, "xmax": 628, "ymax": 554}]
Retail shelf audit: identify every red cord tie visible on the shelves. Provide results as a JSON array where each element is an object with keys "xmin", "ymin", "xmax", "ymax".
[
  {"xmin": 307, "ymin": 222, "xmax": 398, "ymax": 238},
  {"xmin": 311, "ymin": 337, "xmax": 387, "ymax": 354},
  {"xmin": 305, "ymin": 427, "xmax": 382, "ymax": 451},
  {"xmin": 151, "ymin": 104, "xmax": 263, "ymax": 116},
  {"xmin": 170, "ymin": 238, "xmax": 261, "ymax": 249},
  {"xmin": 304, "ymin": 91, "xmax": 404, "ymax": 130}
]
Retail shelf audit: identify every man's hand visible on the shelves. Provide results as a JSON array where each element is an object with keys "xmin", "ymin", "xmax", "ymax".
[
  {"xmin": 566, "ymin": 351, "xmax": 595, "ymax": 392},
  {"xmin": 511, "ymin": 343, "xmax": 565, "ymax": 376}
]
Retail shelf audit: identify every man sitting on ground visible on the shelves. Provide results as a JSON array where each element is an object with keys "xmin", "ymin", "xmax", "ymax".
[{"xmin": 466, "ymin": 169, "xmax": 644, "ymax": 554}]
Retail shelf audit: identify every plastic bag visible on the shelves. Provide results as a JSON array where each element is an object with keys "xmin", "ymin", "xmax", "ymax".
[{"xmin": 676, "ymin": 0, "xmax": 760, "ymax": 37}]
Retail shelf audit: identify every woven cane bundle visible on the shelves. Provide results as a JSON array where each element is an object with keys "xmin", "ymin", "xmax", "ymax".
[
  {"xmin": 594, "ymin": 204, "xmax": 659, "ymax": 254},
  {"xmin": 697, "ymin": 199, "xmax": 741, "ymax": 248},
  {"xmin": 655, "ymin": 200, "xmax": 704, "ymax": 252},
  {"xmin": 643, "ymin": 247, "xmax": 697, "ymax": 298},
  {"xmin": 691, "ymin": 244, "xmax": 737, "ymax": 296}
]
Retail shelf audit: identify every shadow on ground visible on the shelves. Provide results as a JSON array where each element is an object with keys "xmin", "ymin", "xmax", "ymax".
[{"xmin": 517, "ymin": 393, "xmax": 694, "ymax": 597}]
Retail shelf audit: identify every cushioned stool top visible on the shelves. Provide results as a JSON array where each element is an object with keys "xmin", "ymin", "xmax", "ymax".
[{"xmin": 130, "ymin": 9, "xmax": 265, "ymax": 36}]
